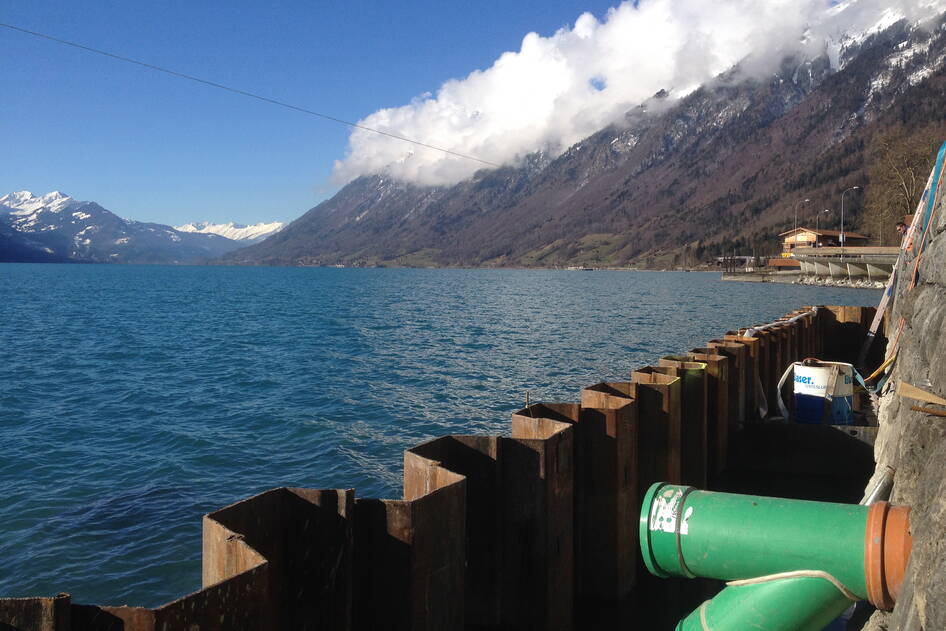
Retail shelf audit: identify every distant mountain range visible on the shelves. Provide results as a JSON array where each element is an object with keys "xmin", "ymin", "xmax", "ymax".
[
  {"xmin": 175, "ymin": 221, "xmax": 283, "ymax": 244},
  {"xmin": 7, "ymin": 10, "xmax": 945, "ymax": 269},
  {"xmin": 0, "ymin": 191, "xmax": 274, "ymax": 264},
  {"xmin": 222, "ymin": 10, "xmax": 946, "ymax": 268}
]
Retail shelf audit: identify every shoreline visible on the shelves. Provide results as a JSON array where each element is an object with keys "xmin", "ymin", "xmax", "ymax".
[{"xmin": 722, "ymin": 271, "xmax": 884, "ymax": 289}]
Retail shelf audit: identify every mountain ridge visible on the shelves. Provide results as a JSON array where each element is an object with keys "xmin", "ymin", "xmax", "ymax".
[
  {"xmin": 222, "ymin": 13, "xmax": 946, "ymax": 268},
  {"xmin": 0, "ymin": 191, "xmax": 245, "ymax": 264},
  {"xmin": 175, "ymin": 220, "xmax": 284, "ymax": 243}
]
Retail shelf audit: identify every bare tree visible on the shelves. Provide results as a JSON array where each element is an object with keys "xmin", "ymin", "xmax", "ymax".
[{"xmin": 864, "ymin": 125, "xmax": 943, "ymax": 244}]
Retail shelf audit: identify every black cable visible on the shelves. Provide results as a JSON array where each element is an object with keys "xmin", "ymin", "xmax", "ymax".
[{"xmin": 0, "ymin": 22, "xmax": 501, "ymax": 168}]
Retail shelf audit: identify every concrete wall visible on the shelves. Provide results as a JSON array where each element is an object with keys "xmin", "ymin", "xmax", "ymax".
[{"xmin": 1, "ymin": 304, "xmax": 892, "ymax": 631}]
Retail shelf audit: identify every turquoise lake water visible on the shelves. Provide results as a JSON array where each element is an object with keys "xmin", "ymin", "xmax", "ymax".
[{"xmin": 0, "ymin": 263, "xmax": 882, "ymax": 607}]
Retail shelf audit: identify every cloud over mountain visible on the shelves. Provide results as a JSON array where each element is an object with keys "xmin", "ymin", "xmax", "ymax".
[{"xmin": 332, "ymin": 0, "xmax": 943, "ymax": 187}]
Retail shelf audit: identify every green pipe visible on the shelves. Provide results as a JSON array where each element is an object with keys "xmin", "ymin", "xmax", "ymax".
[
  {"xmin": 639, "ymin": 483, "xmax": 868, "ymax": 598},
  {"xmin": 675, "ymin": 578, "xmax": 851, "ymax": 631},
  {"xmin": 640, "ymin": 483, "xmax": 872, "ymax": 630}
]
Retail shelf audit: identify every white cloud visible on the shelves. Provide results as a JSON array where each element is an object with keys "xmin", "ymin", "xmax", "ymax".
[{"xmin": 333, "ymin": 0, "xmax": 945, "ymax": 187}]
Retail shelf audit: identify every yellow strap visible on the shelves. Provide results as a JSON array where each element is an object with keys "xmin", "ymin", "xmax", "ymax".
[{"xmin": 865, "ymin": 351, "xmax": 897, "ymax": 383}]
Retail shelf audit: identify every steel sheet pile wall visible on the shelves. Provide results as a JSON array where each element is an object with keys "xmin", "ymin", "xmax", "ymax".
[
  {"xmin": 0, "ymin": 595, "xmax": 70, "ymax": 631},
  {"xmin": 352, "ymin": 450, "xmax": 465, "ymax": 630},
  {"xmin": 685, "ymin": 349, "xmax": 730, "ymax": 476},
  {"xmin": 202, "ymin": 487, "xmax": 355, "ymax": 630},
  {"xmin": 1, "ymin": 305, "xmax": 883, "ymax": 631},
  {"xmin": 655, "ymin": 358, "xmax": 708, "ymax": 489}
]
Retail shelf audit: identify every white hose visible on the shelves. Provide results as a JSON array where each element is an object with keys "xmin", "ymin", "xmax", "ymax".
[
  {"xmin": 699, "ymin": 600, "xmax": 711, "ymax": 631},
  {"xmin": 744, "ymin": 307, "xmax": 818, "ymax": 418},
  {"xmin": 776, "ymin": 362, "xmax": 796, "ymax": 420},
  {"xmin": 726, "ymin": 569, "xmax": 860, "ymax": 601},
  {"xmin": 743, "ymin": 306, "xmax": 819, "ymax": 339}
]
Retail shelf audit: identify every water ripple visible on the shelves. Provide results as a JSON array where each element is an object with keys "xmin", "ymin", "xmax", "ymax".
[{"xmin": 0, "ymin": 264, "xmax": 880, "ymax": 607}]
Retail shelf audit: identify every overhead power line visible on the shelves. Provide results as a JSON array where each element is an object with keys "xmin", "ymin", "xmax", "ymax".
[{"xmin": 0, "ymin": 22, "xmax": 501, "ymax": 168}]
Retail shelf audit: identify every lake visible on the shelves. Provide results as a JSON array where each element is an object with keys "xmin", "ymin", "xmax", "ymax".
[{"xmin": 0, "ymin": 264, "xmax": 881, "ymax": 606}]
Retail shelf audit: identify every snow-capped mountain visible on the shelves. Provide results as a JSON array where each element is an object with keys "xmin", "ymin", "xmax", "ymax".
[
  {"xmin": 0, "ymin": 191, "xmax": 245, "ymax": 264},
  {"xmin": 0, "ymin": 191, "xmax": 76, "ymax": 214},
  {"xmin": 224, "ymin": 9, "xmax": 946, "ymax": 268},
  {"xmin": 175, "ymin": 221, "xmax": 283, "ymax": 243}
]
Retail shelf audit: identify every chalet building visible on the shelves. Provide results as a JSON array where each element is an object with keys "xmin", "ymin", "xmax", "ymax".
[
  {"xmin": 765, "ymin": 227, "xmax": 871, "ymax": 271},
  {"xmin": 779, "ymin": 227, "xmax": 870, "ymax": 253}
]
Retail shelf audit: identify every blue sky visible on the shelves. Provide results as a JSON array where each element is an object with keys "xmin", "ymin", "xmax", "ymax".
[{"xmin": 1, "ymin": 1, "xmax": 618, "ymax": 225}]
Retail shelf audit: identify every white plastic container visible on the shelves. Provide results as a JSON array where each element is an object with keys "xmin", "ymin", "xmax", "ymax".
[{"xmin": 793, "ymin": 360, "xmax": 855, "ymax": 425}]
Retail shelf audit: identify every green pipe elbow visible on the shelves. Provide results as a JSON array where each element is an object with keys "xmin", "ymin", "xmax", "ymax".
[
  {"xmin": 676, "ymin": 578, "xmax": 852, "ymax": 631},
  {"xmin": 639, "ymin": 483, "xmax": 869, "ymax": 598},
  {"xmin": 641, "ymin": 483, "xmax": 913, "ymax": 628}
]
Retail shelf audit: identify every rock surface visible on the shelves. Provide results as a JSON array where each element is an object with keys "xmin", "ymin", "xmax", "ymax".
[{"xmin": 863, "ymin": 170, "xmax": 946, "ymax": 630}]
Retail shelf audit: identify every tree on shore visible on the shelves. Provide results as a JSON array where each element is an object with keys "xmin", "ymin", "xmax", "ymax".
[{"xmin": 863, "ymin": 125, "xmax": 945, "ymax": 245}]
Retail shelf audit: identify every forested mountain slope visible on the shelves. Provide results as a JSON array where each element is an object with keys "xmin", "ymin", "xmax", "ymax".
[{"xmin": 224, "ymin": 17, "xmax": 946, "ymax": 267}]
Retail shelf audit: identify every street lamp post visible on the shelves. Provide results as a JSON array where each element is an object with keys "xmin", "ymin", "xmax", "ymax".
[
  {"xmin": 817, "ymin": 209, "xmax": 829, "ymax": 233},
  {"xmin": 840, "ymin": 186, "xmax": 860, "ymax": 247},
  {"xmin": 794, "ymin": 198, "xmax": 811, "ymax": 234}
]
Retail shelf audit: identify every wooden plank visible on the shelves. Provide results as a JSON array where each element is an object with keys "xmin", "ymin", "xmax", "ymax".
[{"xmin": 898, "ymin": 381, "xmax": 946, "ymax": 406}]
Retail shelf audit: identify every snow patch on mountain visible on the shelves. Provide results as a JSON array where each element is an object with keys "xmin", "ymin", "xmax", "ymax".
[
  {"xmin": 2, "ymin": 190, "xmax": 251, "ymax": 263},
  {"xmin": 175, "ymin": 221, "xmax": 284, "ymax": 242},
  {"xmin": 0, "ymin": 190, "xmax": 75, "ymax": 214},
  {"xmin": 334, "ymin": 0, "xmax": 946, "ymax": 187}
]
